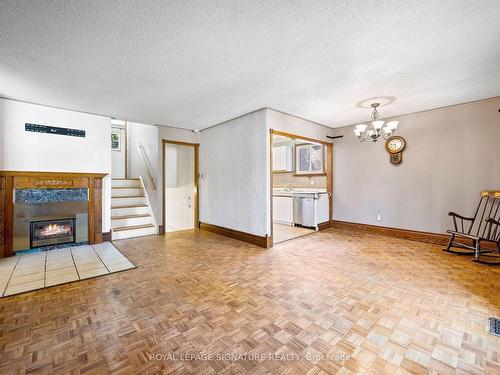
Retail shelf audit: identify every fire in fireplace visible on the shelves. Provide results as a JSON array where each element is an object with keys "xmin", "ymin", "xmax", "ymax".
[{"xmin": 30, "ymin": 218, "xmax": 76, "ymax": 248}]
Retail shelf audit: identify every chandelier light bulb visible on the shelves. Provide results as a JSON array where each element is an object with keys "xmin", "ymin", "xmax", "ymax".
[
  {"xmin": 386, "ymin": 120, "xmax": 399, "ymax": 130},
  {"xmin": 382, "ymin": 127, "xmax": 392, "ymax": 136},
  {"xmin": 356, "ymin": 124, "xmax": 367, "ymax": 132}
]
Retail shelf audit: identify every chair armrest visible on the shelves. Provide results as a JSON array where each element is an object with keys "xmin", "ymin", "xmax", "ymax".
[
  {"xmin": 486, "ymin": 217, "xmax": 500, "ymax": 226},
  {"xmin": 448, "ymin": 212, "xmax": 474, "ymax": 221},
  {"xmin": 485, "ymin": 217, "xmax": 500, "ymax": 239}
]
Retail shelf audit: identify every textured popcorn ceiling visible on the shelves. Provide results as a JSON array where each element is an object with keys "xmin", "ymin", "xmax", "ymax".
[{"xmin": 1, "ymin": 1, "xmax": 499, "ymax": 130}]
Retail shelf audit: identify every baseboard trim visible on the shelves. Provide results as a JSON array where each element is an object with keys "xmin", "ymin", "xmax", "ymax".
[
  {"xmin": 200, "ymin": 222, "xmax": 270, "ymax": 248},
  {"xmin": 332, "ymin": 220, "xmax": 497, "ymax": 249},
  {"xmin": 102, "ymin": 231, "xmax": 112, "ymax": 242},
  {"xmin": 318, "ymin": 220, "xmax": 332, "ymax": 231}
]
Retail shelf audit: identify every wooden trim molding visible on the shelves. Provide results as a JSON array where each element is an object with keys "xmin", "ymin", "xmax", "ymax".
[
  {"xmin": 266, "ymin": 236, "xmax": 273, "ymax": 248},
  {"xmin": 270, "ymin": 129, "xmax": 332, "ymax": 146},
  {"xmin": 0, "ymin": 170, "xmax": 107, "ymax": 257},
  {"xmin": 332, "ymin": 220, "xmax": 448, "ymax": 245},
  {"xmin": 326, "ymin": 143, "xmax": 333, "ymax": 222},
  {"xmin": 0, "ymin": 171, "xmax": 107, "ymax": 178},
  {"xmin": 13, "ymin": 176, "xmax": 90, "ymax": 189},
  {"xmin": 318, "ymin": 220, "xmax": 332, "ymax": 231},
  {"xmin": 91, "ymin": 176, "xmax": 103, "ymax": 244},
  {"xmin": 0, "ymin": 176, "xmax": 15, "ymax": 258},
  {"xmin": 102, "ymin": 231, "xmax": 112, "ymax": 242},
  {"xmin": 331, "ymin": 220, "xmax": 497, "ymax": 249},
  {"xmin": 200, "ymin": 222, "xmax": 270, "ymax": 248},
  {"xmin": 292, "ymin": 173, "xmax": 327, "ymax": 177},
  {"xmin": 269, "ymin": 129, "xmax": 274, "ymax": 244},
  {"xmin": 0, "ymin": 176, "xmax": 5, "ymax": 258},
  {"xmin": 125, "ymin": 121, "xmax": 128, "ymax": 178},
  {"xmin": 194, "ymin": 145, "xmax": 200, "ymax": 228},
  {"xmin": 0, "ymin": 176, "xmax": 14, "ymax": 259},
  {"xmin": 163, "ymin": 139, "xmax": 201, "ymax": 147}
]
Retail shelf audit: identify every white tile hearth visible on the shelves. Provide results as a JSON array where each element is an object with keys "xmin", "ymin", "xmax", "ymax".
[{"xmin": 0, "ymin": 243, "xmax": 135, "ymax": 297}]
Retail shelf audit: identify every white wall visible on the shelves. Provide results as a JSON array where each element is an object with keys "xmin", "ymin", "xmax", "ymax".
[
  {"xmin": 267, "ymin": 109, "xmax": 334, "ymax": 141},
  {"xmin": 127, "ymin": 122, "xmax": 161, "ymax": 223},
  {"xmin": 158, "ymin": 125, "xmax": 199, "ymax": 145},
  {"xmin": 199, "ymin": 110, "xmax": 268, "ymax": 236},
  {"xmin": 0, "ymin": 98, "xmax": 112, "ymax": 231},
  {"xmin": 330, "ymin": 97, "xmax": 500, "ymax": 234},
  {"xmin": 266, "ymin": 109, "xmax": 333, "ymax": 233}
]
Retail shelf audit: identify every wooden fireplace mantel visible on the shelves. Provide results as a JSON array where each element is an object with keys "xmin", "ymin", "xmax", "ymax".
[{"xmin": 0, "ymin": 171, "xmax": 108, "ymax": 258}]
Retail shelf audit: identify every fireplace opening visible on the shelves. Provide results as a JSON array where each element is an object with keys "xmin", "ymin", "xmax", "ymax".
[{"xmin": 30, "ymin": 217, "xmax": 76, "ymax": 248}]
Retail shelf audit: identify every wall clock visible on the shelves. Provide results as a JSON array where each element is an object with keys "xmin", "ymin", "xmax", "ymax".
[{"xmin": 385, "ymin": 136, "xmax": 406, "ymax": 165}]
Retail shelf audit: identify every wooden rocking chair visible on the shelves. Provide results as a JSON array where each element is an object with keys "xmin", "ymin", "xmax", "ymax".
[{"xmin": 444, "ymin": 191, "xmax": 500, "ymax": 264}]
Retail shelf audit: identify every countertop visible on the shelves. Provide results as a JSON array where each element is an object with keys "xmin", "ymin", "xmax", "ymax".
[{"xmin": 273, "ymin": 188, "xmax": 328, "ymax": 197}]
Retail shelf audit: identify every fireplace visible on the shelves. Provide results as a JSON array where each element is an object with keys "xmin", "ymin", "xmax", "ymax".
[
  {"xmin": 0, "ymin": 171, "xmax": 106, "ymax": 258},
  {"xmin": 30, "ymin": 217, "xmax": 76, "ymax": 248},
  {"xmin": 12, "ymin": 189, "xmax": 89, "ymax": 251}
]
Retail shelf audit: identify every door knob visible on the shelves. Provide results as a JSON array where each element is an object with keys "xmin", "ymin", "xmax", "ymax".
[{"xmin": 187, "ymin": 196, "xmax": 192, "ymax": 208}]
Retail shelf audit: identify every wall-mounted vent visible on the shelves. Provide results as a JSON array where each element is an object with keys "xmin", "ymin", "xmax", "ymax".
[{"xmin": 490, "ymin": 317, "xmax": 500, "ymax": 336}]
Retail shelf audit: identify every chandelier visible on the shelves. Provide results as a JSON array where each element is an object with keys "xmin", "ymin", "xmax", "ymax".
[{"xmin": 354, "ymin": 103, "xmax": 399, "ymax": 142}]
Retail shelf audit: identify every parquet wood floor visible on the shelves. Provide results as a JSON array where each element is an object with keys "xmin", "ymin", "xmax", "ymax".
[{"xmin": 0, "ymin": 229, "xmax": 498, "ymax": 374}]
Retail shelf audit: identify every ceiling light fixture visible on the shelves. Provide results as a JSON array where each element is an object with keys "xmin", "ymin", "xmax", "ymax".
[{"xmin": 354, "ymin": 103, "xmax": 398, "ymax": 142}]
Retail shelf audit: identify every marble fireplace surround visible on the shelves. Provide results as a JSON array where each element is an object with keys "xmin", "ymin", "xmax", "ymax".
[
  {"xmin": 13, "ymin": 188, "xmax": 88, "ymax": 251},
  {"xmin": 0, "ymin": 171, "xmax": 107, "ymax": 258}
]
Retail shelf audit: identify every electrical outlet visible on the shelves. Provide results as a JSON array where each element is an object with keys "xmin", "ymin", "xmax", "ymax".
[{"xmin": 377, "ymin": 214, "xmax": 382, "ymax": 222}]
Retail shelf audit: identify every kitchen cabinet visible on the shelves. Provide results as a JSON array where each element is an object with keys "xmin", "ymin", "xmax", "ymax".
[
  {"xmin": 272, "ymin": 145, "xmax": 293, "ymax": 172},
  {"xmin": 314, "ymin": 193, "xmax": 330, "ymax": 225},
  {"xmin": 273, "ymin": 196, "xmax": 293, "ymax": 225}
]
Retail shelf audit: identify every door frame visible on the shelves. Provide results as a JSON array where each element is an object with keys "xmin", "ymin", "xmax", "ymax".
[
  {"xmin": 161, "ymin": 139, "xmax": 200, "ymax": 234},
  {"xmin": 111, "ymin": 124, "xmax": 128, "ymax": 178},
  {"xmin": 269, "ymin": 129, "xmax": 333, "ymax": 245}
]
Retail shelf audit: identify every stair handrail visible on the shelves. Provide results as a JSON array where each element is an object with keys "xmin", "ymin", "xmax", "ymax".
[{"xmin": 137, "ymin": 141, "xmax": 157, "ymax": 190}]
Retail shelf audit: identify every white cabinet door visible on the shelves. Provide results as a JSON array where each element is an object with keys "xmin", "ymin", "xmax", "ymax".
[
  {"xmin": 273, "ymin": 146, "xmax": 287, "ymax": 171},
  {"xmin": 273, "ymin": 145, "xmax": 293, "ymax": 172},
  {"xmin": 314, "ymin": 194, "xmax": 330, "ymax": 225},
  {"xmin": 273, "ymin": 196, "xmax": 293, "ymax": 225}
]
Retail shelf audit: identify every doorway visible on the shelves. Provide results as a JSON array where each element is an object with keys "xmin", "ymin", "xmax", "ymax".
[
  {"xmin": 270, "ymin": 130, "xmax": 333, "ymax": 245},
  {"xmin": 162, "ymin": 140, "xmax": 199, "ymax": 233},
  {"xmin": 111, "ymin": 122, "xmax": 127, "ymax": 178}
]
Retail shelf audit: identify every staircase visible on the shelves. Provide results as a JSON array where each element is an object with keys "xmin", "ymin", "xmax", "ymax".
[{"xmin": 111, "ymin": 178, "xmax": 157, "ymax": 240}]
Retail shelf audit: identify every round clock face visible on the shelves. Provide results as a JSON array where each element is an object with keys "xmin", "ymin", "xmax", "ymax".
[{"xmin": 386, "ymin": 136, "xmax": 406, "ymax": 153}]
